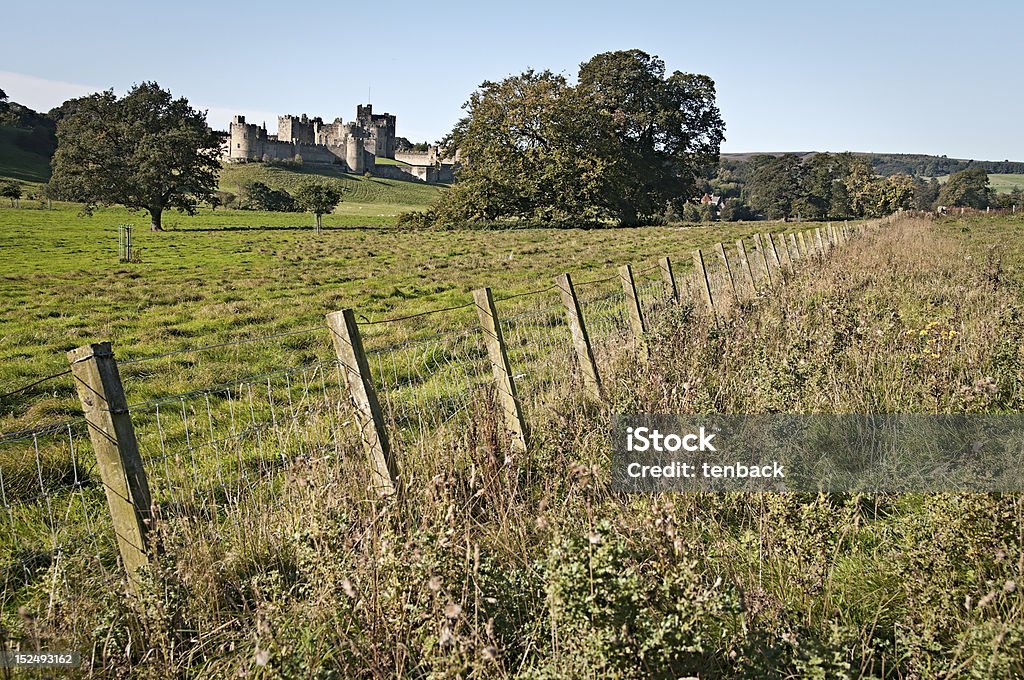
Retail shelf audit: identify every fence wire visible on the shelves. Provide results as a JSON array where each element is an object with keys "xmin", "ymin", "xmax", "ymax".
[
  {"xmin": 126, "ymin": 359, "xmax": 360, "ymax": 543},
  {"xmin": 0, "ymin": 421, "xmax": 118, "ymax": 633},
  {"xmin": 0, "ymin": 223, "xmax": 866, "ymax": 639}
]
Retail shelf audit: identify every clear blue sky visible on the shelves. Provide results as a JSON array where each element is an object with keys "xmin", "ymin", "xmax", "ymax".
[{"xmin": 2, "ymin": 0, "xmax": 1021, "ymax": 161}]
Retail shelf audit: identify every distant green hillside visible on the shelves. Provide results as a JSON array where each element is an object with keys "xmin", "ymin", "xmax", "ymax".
[
  {"xmin": 722, "ymin": 151, "xmax": 1024, "ymax": 179},
  {"xmin": 218, "ymin": 162, "xmax": 443, "ymax": 208},
  {"xmin": 935, "ymin": 173, "xmax": 1024, "ymax": 194},
  {"xmin": 0, "ymin": 125, "xmax": 51, "ymax": 183},
  {"xmin": 987, "ymin": 174, "xmax": 1024, "ymax": 193}
]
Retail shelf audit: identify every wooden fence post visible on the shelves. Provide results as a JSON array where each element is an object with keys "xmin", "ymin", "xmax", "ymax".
[
  {"xmin": 554, "ymin": 273, "xmax": 602, "ymax": 400},
  {"xmin": 326, "ymin": 309, "xmax": 401, "ymax": 495},
  {"xmin": 764, "ymin": 232, "xmax": 783, "ymax": 274},
  {"xmin": 797, "ymin": 231, "xmax": 809, "ymax": 258},
  {"xmin": 619, "ymin": 264, "xmax": 647, "ymax": 343},
  {"xmin": 788, "ymin": 233, "xmax": 801, "ymax": 264},
  {"xmin": 753, "ymin": 233, "xmax": 774, "ymax": 286},
  {"xmin": 659, "ymin": 256, "xmax": 679, "ymax": 304},
  {"xmin": 814, "ymin": 228, "xmax": 825, "ymax": 257},
  {"xmin": 715, "ymin": 242, "xmax": 738, "ymax": 298},
  {"xmin": 693, "ymin": 249, "xmax": 716, "ymax": 316},
  {"xmin": 472, "ymin": 288, "xmax": 529, "ymax": 454},
  {"xmin": 774, "ymin": 232, "xmax": 793, "ymax": 271},
  {"xmin": 735, "ymin": 238, "xmax": 757, "ymax": 295},
  {"xmin": 67, "ymin": 342, "xmax": 152, "ymax": 586}
]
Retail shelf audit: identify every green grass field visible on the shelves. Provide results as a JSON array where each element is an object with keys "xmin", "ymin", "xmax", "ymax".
[
  {"xmin": 217, "ymin": 161, "xmax": 444, "ymax": 217},
  {"xmin": 3, "ymin": 212, "xmax": 1024, "ymax": 677},
  {"xmin": 0, "ymin": 203, "xmax": 779, "ymax": 431},
  {"xmin": 935, "ymin": 172, "xmax": 1024, "ymax": 193}
]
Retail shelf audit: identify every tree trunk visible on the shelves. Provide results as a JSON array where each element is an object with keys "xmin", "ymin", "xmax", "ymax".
[{"xmin": 150, "ymin": 207, "xmax": 163, "ymax": 232}]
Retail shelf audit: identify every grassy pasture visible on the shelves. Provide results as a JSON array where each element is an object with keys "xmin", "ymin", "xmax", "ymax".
[
  {"xmin": 935, "ymin": 172, "xmax": 1024, "ymax": 194},
  {"xmin": 2, "ymin": 213, "xmax": 1022, "ymax": 677},
  {"xmin": 217, "ymin": 161, "xmax": 442, "ymax": 216},
  {"xmin": 0, "ymin": 203, "xmax": 779, "ymax": 431}
]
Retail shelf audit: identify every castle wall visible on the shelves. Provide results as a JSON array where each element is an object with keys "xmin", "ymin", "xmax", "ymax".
[
  {"xmin": 394, "ymin": 150, "xmax": 436, "ymax": 166},
  {"xmin": 225, "ymin": 107, "xmax": 448, "ymax": 182}
]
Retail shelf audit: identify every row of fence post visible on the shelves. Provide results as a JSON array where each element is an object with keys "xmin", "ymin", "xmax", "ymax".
[{"xmin": 65, "ymin": 220, "xmax": 867, "ymax": 587}]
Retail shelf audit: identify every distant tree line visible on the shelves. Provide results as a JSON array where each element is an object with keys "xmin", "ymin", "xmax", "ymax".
[
  {"xmin": 690, "ymin": 154, "xmax": 1020, "ymax": 223},
  {"xmin": 0, "ymin": 88, "xmax": 57, "ymax": 157},
  {"xmin": 866, "ymin": 153, "xmax": 1024, "ymax": 178}
]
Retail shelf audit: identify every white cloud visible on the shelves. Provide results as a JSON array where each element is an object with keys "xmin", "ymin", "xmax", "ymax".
[
  {"xmin": 0, "ymin": 71, "xmax": 103, "ymax": 112},
  {"xmin": 0, "ymin": 72, "xmax": 277, "ymax": 132}
]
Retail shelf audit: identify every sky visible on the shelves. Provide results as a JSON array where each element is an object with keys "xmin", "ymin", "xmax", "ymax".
[{"xmin": 2, "ymin": 0, "xmax": 1021, "ymax": 161}]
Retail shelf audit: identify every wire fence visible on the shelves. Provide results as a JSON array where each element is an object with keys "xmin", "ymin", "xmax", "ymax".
[
  {"xmin": 0, "ymin": 421, "xmax": 119, "ymax": 622},
  {"xmin": 0, "ymin": 220, "xmax": 874, "ymax": 637}
]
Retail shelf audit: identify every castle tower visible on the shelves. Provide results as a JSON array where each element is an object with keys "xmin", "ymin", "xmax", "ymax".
[
  {"xmin": 229, "ymin": 115, "xmax": 250, "ymax": 160},
  {"xmin": 343, "ymin": 123, "xmax": 368, "ymax": 174},
  {"xmin": 228, "ymin": 115, "xmax": 265, "ymax": 161}
]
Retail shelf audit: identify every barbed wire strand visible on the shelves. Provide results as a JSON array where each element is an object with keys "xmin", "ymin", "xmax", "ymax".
[{"xmin": 1, "ymin": 370, "xmax": 72, "ymax": 401}]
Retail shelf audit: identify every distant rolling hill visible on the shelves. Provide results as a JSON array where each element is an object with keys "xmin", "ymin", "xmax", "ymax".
[
  {"xmin": 0, "ymin": 125, "xmax": 52, "ymax": 184},
  {"xmin": 722, "ymin": 151, "xmax": 1024, "ymax": 188}
]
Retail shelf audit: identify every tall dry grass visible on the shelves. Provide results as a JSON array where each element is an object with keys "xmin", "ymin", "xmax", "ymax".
[{"xmin": 15, "ymin": 216, "xmax": 1024, "ymax": 678}]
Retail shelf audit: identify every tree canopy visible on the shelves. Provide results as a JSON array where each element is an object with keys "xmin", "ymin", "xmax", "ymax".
[
  {"xmin": 50, "ymin": 82, "xmax": 221, "ymax": 230},
  {"xmin": 432, "ymin": 50, "xmax": 725, "ymax": 227},
  {"xmin": 938, "ymin": 167, "xmax": 991, "ymax": 209}
]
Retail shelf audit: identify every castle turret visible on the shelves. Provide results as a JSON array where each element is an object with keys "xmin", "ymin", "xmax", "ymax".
[
  {"xmin": 343, "ymin": 123, "xmax": 368, "ymax": 174},
  {"xmin": 228, "ymin": 115, "xmax": 265, "ymax": 161}
]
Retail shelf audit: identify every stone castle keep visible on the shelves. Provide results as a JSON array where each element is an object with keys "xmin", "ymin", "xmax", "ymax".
[{"xmin": 224, "ymin": 104, "xmax": 453, "ymax": 183}]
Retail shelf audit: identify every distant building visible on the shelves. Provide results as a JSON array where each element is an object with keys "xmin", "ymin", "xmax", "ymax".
[
  {"xmin": 700, "ymin": 193, "xmax": 724, "ymax": 208},
  {"xmin": 222, "ymin": 105, "xmax": 455, "ymax": 184}
]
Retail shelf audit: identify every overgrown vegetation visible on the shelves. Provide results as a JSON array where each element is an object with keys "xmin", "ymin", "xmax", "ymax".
[{"xmin": 3, "ymin": 213, "xmax": 1023, "ymax": 677}]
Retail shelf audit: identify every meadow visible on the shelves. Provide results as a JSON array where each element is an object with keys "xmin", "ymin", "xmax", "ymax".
[
  {"xmin": 0, "ymin": 202, "xmax": 778, "ymax": 432},
  {"xmin": 1, "ymin": 204, "xmax": 1023, "ymax": 677}
]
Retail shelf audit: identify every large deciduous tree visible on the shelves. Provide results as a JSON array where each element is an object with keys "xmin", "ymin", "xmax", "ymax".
[
  {"xmin": 938, "ymin": 167, "xmax": 991, "ymax": 209},
  {"xmin": 435, "ymin": 70, "xmax": 617, "ymax": 226},
  {"xmin": 577, "ymin": 50, "xmax": 725, "ymax": 225},
  {"xmin": 50, "ymin": 82, "xmax": 221, "ymax": 231},
  {"xmin": 433, "ymin": 50, "xmax": 725, "ymax": 227}
]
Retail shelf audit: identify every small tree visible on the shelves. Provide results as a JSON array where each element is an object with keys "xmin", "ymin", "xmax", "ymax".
[
  {"xmin": 0, "ymin": 181, "xmax": 21, "ymax": 207},
  {"xmin": 293, "ymin": 180, "xmax": 342, "ymax": 232}
]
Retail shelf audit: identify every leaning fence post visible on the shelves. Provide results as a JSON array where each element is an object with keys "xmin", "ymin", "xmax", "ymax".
[
  {"xmin": 473, "ymin": 288, "xmax": 529, "ymax": 454},
  {"xmin": 764, "ymin": 232, "xmax": 783, "ymax": 274},
  {"xmin": 753, "ymin": 233, "xmax": 774, "ymax": 286},
  {"xmin": 555, "ymin": 273, "xmax": 602, "ymax": 400},
  {"xmin": 774, "ymin": 233, "xmax": 793, "ymax": 272},
  {"xmin": 693, "ymin": 249, "xmax": 716, "ymax": 316},
  {"xmin": 814, "ymin": 228, "xmax": 825, "ymax": 258},
  {"xmin": 67, "ymin": 342, "xmax": 151, "ymax": 587},
  {"xmin": 619, "ymin": 264, "xmax": 648, "ymax": 345},
  {"xmin": 326, "ymin": 309, "xmax": 401, "ymax": 495},
  {"xmin": 659, "ymin": 256, "xmax": 679, "ymax": 304},
  {"xmin": 788, "ymin": 233, "xmax": 801, "ymax": 264},
  {"xmin": 715, "ymin": 242, "xmax": 738, "ymax": 298},
  {"xmin": 735, "ymin": 238, "xmax": 757, "ymax": 295},
  {"xmin": 797, "ymin": 231, "xmax": 809, "ymax": 258}
]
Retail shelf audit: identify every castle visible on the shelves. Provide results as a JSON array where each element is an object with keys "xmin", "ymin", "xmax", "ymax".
[{"xmin": 224, "ymin": 104, "xmax": 454, "ymax": 183}]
